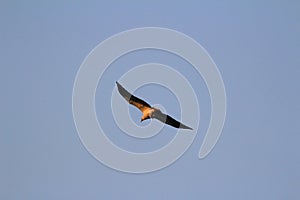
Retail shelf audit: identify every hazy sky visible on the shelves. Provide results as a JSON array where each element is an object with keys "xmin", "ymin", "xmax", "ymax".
[{"xmin": 1, "ymin": 1, "xmax": 299, "ymax": 199}]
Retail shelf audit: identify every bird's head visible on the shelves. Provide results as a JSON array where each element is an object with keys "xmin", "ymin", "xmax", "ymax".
[{"xmin": 140, "ymin": 116, "xmax": 150, "ymax": 122}]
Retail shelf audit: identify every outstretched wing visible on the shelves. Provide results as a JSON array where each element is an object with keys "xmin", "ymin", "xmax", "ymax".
[
  {"xmin": 153, "ymin": 111, "xmax": 193, "ymax": 130},
  {"xmin": 116, "ymin": 81, "xmax": 151, "ymax": 112}
]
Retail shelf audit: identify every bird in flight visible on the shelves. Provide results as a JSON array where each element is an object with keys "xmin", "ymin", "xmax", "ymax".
[{"xmin": 116, "ymin": 81, "xmax": 193, "ymax": 130}]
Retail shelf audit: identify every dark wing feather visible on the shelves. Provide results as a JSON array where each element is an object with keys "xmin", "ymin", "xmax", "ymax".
[
  {"xmin": 116, "ymin": 81, "xmax": 151, "ymax": 112},
  {"xmin": 153, "ymin": 111, "xmax": 193, "ymax": 130}
]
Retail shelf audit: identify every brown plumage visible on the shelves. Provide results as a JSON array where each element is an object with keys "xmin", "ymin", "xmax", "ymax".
[{"xmin": 116, "ymin": 81, "xmax": 193, "ymax": 130}]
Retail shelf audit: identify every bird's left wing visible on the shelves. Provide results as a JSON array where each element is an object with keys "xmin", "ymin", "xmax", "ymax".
[
  {"xmin": 154, "ymin": 112, "xmax": 193, "ymax": 130},
  {"xmin": 116, "ymin": 81, "xmax": 151, "ymax": 112}
]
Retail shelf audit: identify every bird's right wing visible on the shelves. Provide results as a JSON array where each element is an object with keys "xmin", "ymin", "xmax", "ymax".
[
  {"xmin": 116, "ymin": 81, "xmax": 151, "ymax": 112},
  {"xmin": 154, "ymin": 112, "xmax": 193, "ymax": 130}
]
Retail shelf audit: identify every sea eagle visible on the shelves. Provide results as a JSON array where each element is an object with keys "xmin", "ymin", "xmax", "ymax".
[{"xmin": 116, "ymin": 81, "xmax": 192, "ymax": 130}]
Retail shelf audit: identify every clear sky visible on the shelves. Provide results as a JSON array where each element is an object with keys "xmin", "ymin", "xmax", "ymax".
[{"xmin": 1, "ymin": 1, "xmax": 299, "ymax": 199}]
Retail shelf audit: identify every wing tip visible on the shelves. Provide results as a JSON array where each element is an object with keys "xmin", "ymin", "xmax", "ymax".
[
  {"xmin": 180, "ymin": 124, "xmax": 193, "ymax": 130},
  {"xmin": 116, "ymin": 81, "xmax": 122, "ymax": 91}
]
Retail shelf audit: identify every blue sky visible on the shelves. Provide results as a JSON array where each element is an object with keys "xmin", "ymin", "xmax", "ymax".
[{"xmin": 1, "ymin": 1, "xmax": 299, "ymax": 199}]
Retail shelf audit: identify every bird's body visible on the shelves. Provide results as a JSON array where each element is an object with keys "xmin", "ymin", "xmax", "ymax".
[
  {"xmin": 116, "ymin": 81, "xmax": 193, "ymax": 130},
  {"xmin": 141, "ymin": 107, "xmax": 154, "ymax": 121}
]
